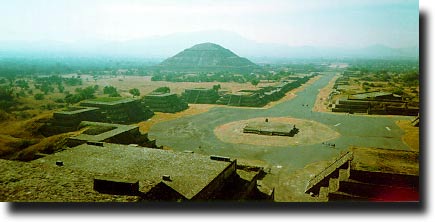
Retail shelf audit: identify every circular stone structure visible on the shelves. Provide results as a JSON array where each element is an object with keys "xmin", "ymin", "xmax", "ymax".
[{"xmin": 214, "ymin": 117, "xmax": 340, "ymax": 147}]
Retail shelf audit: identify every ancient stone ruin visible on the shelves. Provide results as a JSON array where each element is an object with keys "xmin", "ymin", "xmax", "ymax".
[
  {"xmin": 142, "ymin": 92, "xmax": 188, "ymax": 113},
  {"xmin": 41, "ymin": 97, "xmax": 154, "ymax": 136},
  {"xmin": 331, "ymin": 92, "xmax": 419, "ymax": 116},
  {"xmin": 159, "ymin": 42, "xmax": 259, "ymax": 74},
  {"xmin": 40, "ymin": 106, "xmax": 101, "ymax": 136},
  {"xmin": 24, "ymin": 142, "xmax": 273, "ymax": 201},
  {"xmin": 67, "ymin": 121, "xmax": 159, "ymax": 148},
  {"xmin": 80, "ymin": 98, "xmax": 154, "ymax": 123},
  {"xmin": 181, "ymin": 88, "xmax": 220, "ymax": 104},
  {"xmin": 243, "ymin": 119, "xmax": 299, "ymax": 137},
  {"xmin": 305, "ymin": 146, "xmax": 419, "ymax": 201},
  {"xmin": 178, "ymin": 74, "xmax": 317, "ymax": 107},
  {"xmin": 217, "ymin": 91, "xmax": 267, "ymax": 107},
  {"xmin": 216, "ymin": 74, "xmax": 316, "ymax": 107}
]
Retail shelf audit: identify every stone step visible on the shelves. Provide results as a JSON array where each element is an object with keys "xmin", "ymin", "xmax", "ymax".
[
  {"xmin": 328, "ymin": 178, "xmax": 340, "ymax": 193},
  {"xmin": 319, "ymin": 186, "xmax": 329, "ymax": 199},
  {"xmin": 338, "ymin": 168, "xmax": 350, "ymax": 181}
]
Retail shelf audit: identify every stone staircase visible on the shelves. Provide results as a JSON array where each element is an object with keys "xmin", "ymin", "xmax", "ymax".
[
  {"xmin": 411, "ymin": 114, "xmax": 420, "ymax": 127},
  {"xmin": 305, "ymin": 151, "xmax": 353, "ymax": 198},
  {"xmin": 306, "ymin": 150, "xmax": 419, "ymax": 201}
]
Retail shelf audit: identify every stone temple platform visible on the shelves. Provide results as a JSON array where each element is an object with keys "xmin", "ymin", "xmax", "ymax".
[
  {"xmin": 214, "ymin": 117, "xmax": 340, "ymax": 147},
  {"xmin": 243, "ymin": 120, "xmax": 299, "ymax": 137}
]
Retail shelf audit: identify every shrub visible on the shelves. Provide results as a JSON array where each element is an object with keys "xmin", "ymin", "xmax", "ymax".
[
  {"xmin": 34, "ymin": 93, "xmax": 45, "ymax": 100},
  {"xmin": 103, "ymin": 85, "xmax": 119, "ymax": 95},
  {"xmin": 54, "ymin": 98, "xmax": 65, "ymax": 103},
  {"xmin": 129, "ymin": 88, "xmax": 140, "ymax": 97}
]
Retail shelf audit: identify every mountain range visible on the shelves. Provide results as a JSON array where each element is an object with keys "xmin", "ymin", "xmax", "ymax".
[{"xmin": 0, "ymin": 30, "xmax": 419, "ymax": 61}]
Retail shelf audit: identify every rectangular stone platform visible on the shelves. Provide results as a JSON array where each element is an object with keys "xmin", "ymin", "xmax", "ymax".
[{"xmin": 243, "ymin": 121, "xmax": 298, "ymax": 137}]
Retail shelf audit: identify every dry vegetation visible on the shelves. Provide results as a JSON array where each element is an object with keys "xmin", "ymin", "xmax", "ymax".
[
  {"xmin": 396, "ymin": 120, "xmax": 419, "ymax": 151},
  {"xmin": 0, "ymin": 110, "xmax": 83, "ymax": 161}
]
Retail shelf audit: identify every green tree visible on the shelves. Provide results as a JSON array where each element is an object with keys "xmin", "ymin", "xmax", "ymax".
[
  {"xmin": 15, "ymin": 79, "xmax": 29, "ymax": 90},
  {"xmin": 34, "ymin": 93, "xmax": 45, "ymax": 100},
  {"xmin": 78, "ymin": 86, "xmax": 97, "ymax": 100},
  {"xmin": 0, "ymin": 86, "xmax": 14, "ymax": 101},
  {"xmin": 129, "ymin": 88, "xmax": 140, "ymax": 97},
  {"xmin": 103, "ymin": 85, "xmax": 119, "ymax": 95},
  {"xmin": 40, "ymin": 82, "xmax": 54, "ymax": 95},
  {"xmin": 250, "ymin": 79, "xmax": 260, "ymax": 87},
  {"xmin": 213, "ymin": 84, "xmax": 221, "ymax": 91},
  {"xmin": 57, "ymin": 84, "xmax": 65, "ymax": 93},
  {"xmin": 65, "ymin": 94, "xmax": 82, "ymax": 104}
]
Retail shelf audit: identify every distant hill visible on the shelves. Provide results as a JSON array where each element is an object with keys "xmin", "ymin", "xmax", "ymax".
[
  {"xmin": 158, "ymin": 42, "xmax": 259, "ymax": 73},
  {"xmin": 0, "ymin": 30, "xmax": 419, "ymax": 61}
]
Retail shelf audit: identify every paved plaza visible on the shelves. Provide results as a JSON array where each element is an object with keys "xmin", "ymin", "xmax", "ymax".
[{"xmin": 149, "ymin": 72, "xmax": 412, "ymax": 173}]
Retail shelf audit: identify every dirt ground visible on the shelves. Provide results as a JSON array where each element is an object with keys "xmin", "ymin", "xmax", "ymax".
[
  {"xmin": 312, "ymin": 74, "xmax": 339, "ymax": 112},
  {"xmin": 136, "ymin": 104, "xmax": 215, "ymax": 133},
  {"xmin": 214, "ymin": 117, "xmax": 340, "ymax": 147},
  {"xmin": 86, "ymin": 75, "xmax": 278, "ymax": 96},
  {"xmin": 396, "ymin": 120, "xmax": 419, "ymax": 151}
]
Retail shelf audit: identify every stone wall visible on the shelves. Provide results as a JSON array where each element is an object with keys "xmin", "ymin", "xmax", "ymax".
[
  {"xmin": 142, "ymin": 93, "xmax": 188, "ymax": 113},
  {"xmin": 81, "ymin": 98, "xmax": 154, "ymax": 124},
  {"xmin": 181, "ymin": 88, "xmax": 220, "ymax": 104},
  {"xmin": 216, "ymin": 74, "xmax": 315, "ymax": 107},
  {"xmin": 41, "ymin": 98, "xmax": 155, "ymax": 136},
  {"xmin": 192, "ymin": 160, "xmax": 237, "ymax": 200},
  {"xmin": 332, "ymin": 98, "xmax": 419, "ymax": 116},
  {"xmin": 40, "ymin": 107, "xmax": 101, "ymax": 136},
  {"xmin": 67, "ymin": 121, "xmax": 159, "ymax": 148}
]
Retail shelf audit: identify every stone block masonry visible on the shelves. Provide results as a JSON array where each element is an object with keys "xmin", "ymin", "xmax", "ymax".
[
  {"xmin": 142, "ymin": 92, "xmax": 188, "ymax": 113},
  {"xmin": 243, "ymin": 121, "xmax": 299, "ymax": 137},
  {"xmin": 216, "ymin": 73, "xmax": 316, "ymax": 107},
  {"xmin": 67, "ymin": 121, "xmax": 159, "ymax": 148},
  {"xmin": 40, "ymin": 106, "xmax": 101, "ymax": 136},
  {"xmin": 81, "ymin": 98, "xmax": 154, "ymax": 124},
  {"xmin": 181, "ymin": 88, "xmax": 220, "ymax": 104},
  {"xmin": 305, "ymin": 147, "xmax": 419, "ymax": 201},
  {"xmin": 41, "ymin": 98, "xmax": 155, "ymax": 136}
]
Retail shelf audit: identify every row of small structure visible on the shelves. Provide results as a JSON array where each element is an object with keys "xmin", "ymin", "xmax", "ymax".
[
  {"xmin": 182, "ymin": 74, "xmax": 317, "ymax": 107},
  {"xmin": 329, "ymin": 71, "xmax": 419, "ymax": 116},
  {"xmin": 42, "ymin": 74, "xmax": 316, "ymax": 136}
]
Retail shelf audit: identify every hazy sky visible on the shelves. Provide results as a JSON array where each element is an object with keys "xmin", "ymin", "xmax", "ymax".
[{"xmin": 0, "ymin": 0, "xmax": 419, "ymax": 48}]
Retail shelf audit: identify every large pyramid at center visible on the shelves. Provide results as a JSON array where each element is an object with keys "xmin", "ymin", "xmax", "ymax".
[{"xmin": 159, "ymin": 42, "xmax": 258, "ymax": 73}]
